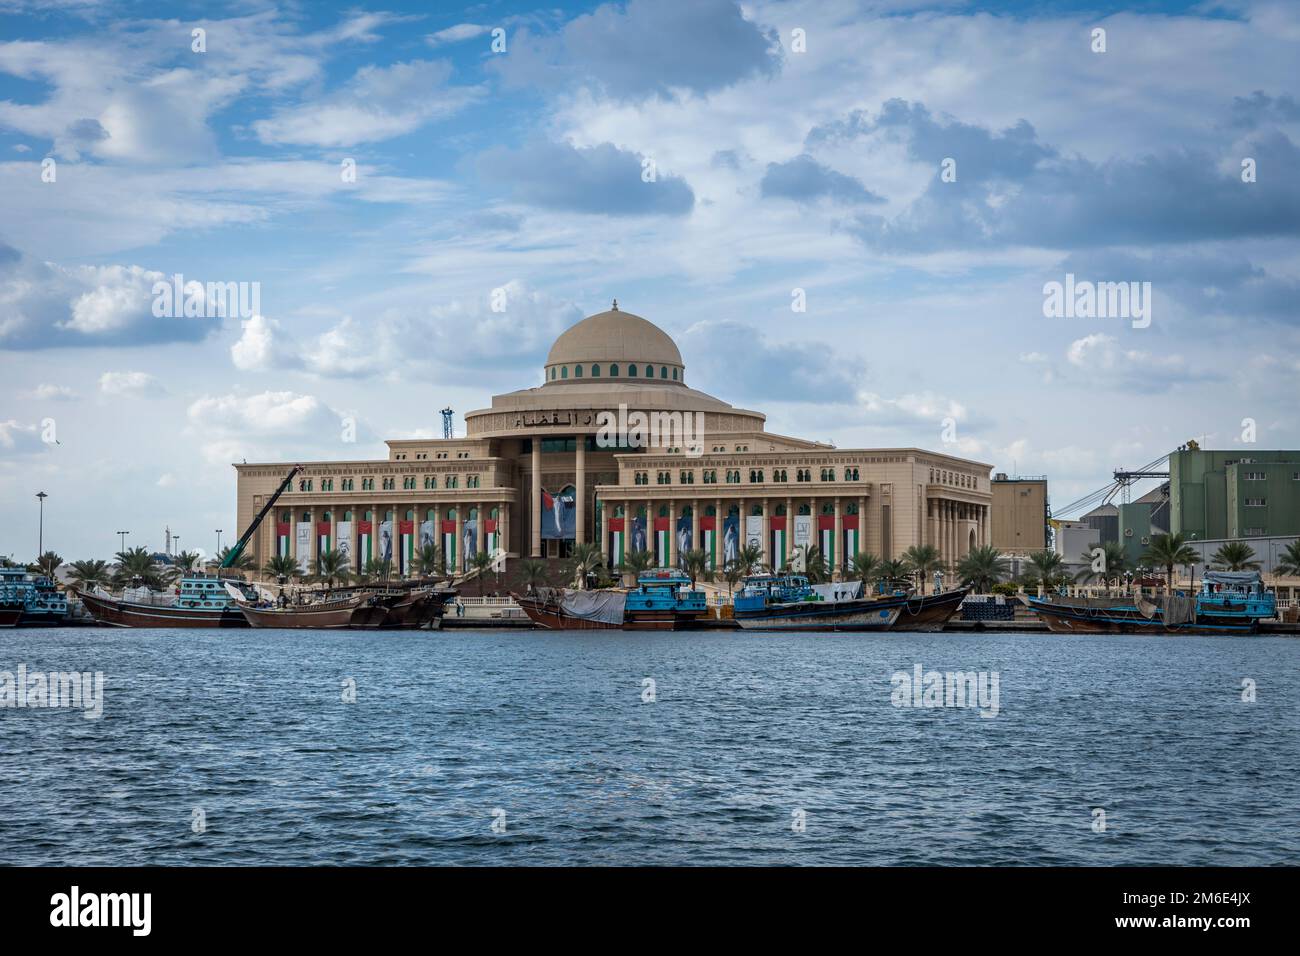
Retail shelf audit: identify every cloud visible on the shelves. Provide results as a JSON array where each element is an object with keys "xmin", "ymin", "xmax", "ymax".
[
  {"xmin": 252, "ymin": 59, "xmax": 482, "ymax": 147},
  {"xmin": 490, "ymin": 0, "xmax": 779, "ymax": 100},
  {"xmin": 185, "ymin": 390, "xmax": 361, "ymax": 465},
  {"xmin": 426, "ymin": 24, "xmax": 489, "ymax": 46},
  {"xmin": 0, "ymin": 242, "xmax": 223, "ymax": 349},
  {"xmin": 760, "ymin": 154, "xmax": 885, "ymax": 205},
  {"xmin": 0, "ymin": 419, "xmax": 48, "ymax": 455},
  {"xmin": 806, "ymin": 99, "xmax": 1300, "ymax": 252},
  {"xmin": 856, "ymin": 390, "xmax": 970, "ymax": 429},
  {"xmin": 1063, "ymin": 333, "xmax": 1218, "ymax": 394},
  {"xmin": 99, "ymin": 371, "xmax": 164, "ymax": 397},
  {"xmin": 29, "ymin": 383, "xmax": 78, "ymax": 400},
  {"xmin": 679, "ymin": 319, "xmax": 859, "ymax": 403},
  {"xmin": 476, "ymin": 140, "xmax": 694, "ymax": 216}
]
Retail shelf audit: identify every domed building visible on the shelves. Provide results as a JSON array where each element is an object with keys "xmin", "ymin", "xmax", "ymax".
[{"xmin": 234, "ymin": 303, "xmax": 993, "ymax": 579}]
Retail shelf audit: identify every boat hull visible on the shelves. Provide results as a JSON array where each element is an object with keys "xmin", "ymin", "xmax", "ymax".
[
  {"xmin": 0, "ymin": 607, "xmax": 22, "ymax": 628},
  {"xmin": 624, "ymin": 609, "xmax": 709, "ymax": 631},
  {"xmin": 734, "ymin": 596, "xmax": 906, "ymax": 631},
  {"xmin": 240, "ymin": 599, "xmax": 361, "ymax": 629},
  {"xmin": 894, "ymin": 587, "xmax": 969, "ymax": 632},
  {"xmin": 513, "ymin": 595, "xmax": 620, "ymax": 630},
  {"xmin": 78, "ymin": 591, "xmax": 248, "ymax": 628},
  {"xmin": 1025, "ymin": 597, "xmax": 1258, "ymax": 634}
]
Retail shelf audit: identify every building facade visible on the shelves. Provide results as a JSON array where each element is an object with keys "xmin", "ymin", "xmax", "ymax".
[
  {"xmin": 234, "ymin": 306, "xmax": 993, "ymax": 578},
  {"xmin": 990, "ymin": 475, "xmax": 1048, "ymax": 553},
  {"xmin": 1170, "ymin": 449, "xmax": 1300, "ymax": 540}
]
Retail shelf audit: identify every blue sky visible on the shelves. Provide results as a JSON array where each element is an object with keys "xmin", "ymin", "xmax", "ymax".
[{"xmin": 1, "ymin": 0, "xmax": 1297, "ymax": 560}]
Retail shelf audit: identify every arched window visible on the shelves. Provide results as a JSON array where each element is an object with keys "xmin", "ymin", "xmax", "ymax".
[
  {"xmin": 672, "ymin": 368, "xmax": 678, "ymax": 380},
  {"xmin": 592, "ymin": 365, "xmax": 600, "ymax": 377},
  {"xmin": 550, "ymin": 367, "xmax": 556, "ymax": 380},
  {"xmin": 561, "ymin": 366, "xmax": 568, "ymax": 379},
  {"xmin": 629, "ymin": 365, "xmax": 638, "ymax": 377},
  {"xmin": 610, "ymin": 364, "xmax": 619, "ymax": 376},
  {"xmin": 660, "ymin": 366, "xmax": 667, "ymax": 378},
  {"xmin": 574, "ymin": 364, "xmax": 583, "ymax": 378}
]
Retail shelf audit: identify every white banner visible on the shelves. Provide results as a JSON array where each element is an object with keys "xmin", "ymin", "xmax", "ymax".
[
  {"xmin": 419, "ymin": 520, "xmax": 435, "ymax": 552},
  {"xmin": 744, "ymin": 515, "xmax": 763, "ymax": 553},
  {"xmin": 378, "ymin": 520, "xmax": 394, "ymax": 562},
  {"xmin": 336, "ymin": 521, "xmax": 352, "ymax": 572},
  {"xmin": 295, "ymin": 522, "xmax": 312, "ymax": 574},
  {"xmin": 793, "ymin": 514, "xmax": 813, "ymax": 550}
]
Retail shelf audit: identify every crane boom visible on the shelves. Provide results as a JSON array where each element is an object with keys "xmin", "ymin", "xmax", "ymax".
[{"xmin": 220, "ymin": 464, "xmax": 302, "ymax": 569}]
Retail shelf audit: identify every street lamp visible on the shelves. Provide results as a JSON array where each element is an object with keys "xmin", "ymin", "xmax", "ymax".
[
  {"xmin": 35, "ymin": 491, "xmax": 47, "ymax": 558},
  {"xmin": 216, "ymin": 529, "xmax": 223, "ymax": 555},
  {"xmin": 116, "ymin": 531, "xmax": 129, "ymax": 553}
]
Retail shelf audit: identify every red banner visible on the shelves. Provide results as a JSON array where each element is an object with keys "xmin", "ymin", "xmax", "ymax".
[
  {"xmin": 316, "ymin": 521, "xmax": 331, "ymax": 534},
  {"xmin": 441, "ymin": 520, "xmax": 456, "ymax": 533},
  {"xmin": 484, "ymin": 519, "xmax": 498, "ymax": 533},
  {"xmin": 275, "ymin": 522, "xmax": 290, "ymax": 536},
  {"xmin": 770, "ymin": 516, "xmax": 787, "ymax": 531},
  {"xmin": 398, "ymin": 520, "xmax": 414, "ymax": 534},
  {"xmin": 653, "ymin": 517, "xmax": 669, "ymax": 532},
  {"xmin": 609, "ymin": 518, "xmax": 625, "ymax": 531},
  {"xmin": 842, "ymin": 515, "xmax": 859, "ymax": 530},
  {"xmin": 700, "ymin": 516, "xmax": 715, "ymax": 531},
  {"xmin": 817, "ymin": 515, "xmax": 835, "ymax": 530},
  {"xmin": 357, "ymin": 520, "xmax": 372, "ymax": 534}
]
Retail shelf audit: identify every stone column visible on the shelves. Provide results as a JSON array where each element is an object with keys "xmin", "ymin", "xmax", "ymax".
[
  {"xmin": 645, "ymin": 498, "xmax": 654, "ymax": 561},
  {"xmin": 858, "ymin": 494, "xmax": 867, "ymax": 559},
  {"xmin": 667, "ymin": 499, "xmax": 677, "ymax": 567},
  {"xmin": 691, "ymin": 499, "xmax": 700, "ymax": 560},
  {"xmin": 455, "ymin": 506, "xmax": 464, "ymax": 574},
  {"xmin": 500, "ymin": 503, "xmax": 509, "ymax": 559},
  {"xmin": 594, "ymin": 495, "xmax": 603, "ymax": 559},
  {"xmin": 575, "ymin": 436, "xmax": 586, "ymax": 546},
  {"xmin": 476, "ymin": 502, "xmax": 486, "ymax": 556},
  {"xmin": 761, "ymin": 497, "xmax": 770, "ymax": 569},
  {"xmin": 530, "ymin": 440, "xmax": 542, "ymax": 558},
  {"xmin": 714, "ymin": 496, "xmax": 723, "ymax": 568},
  {"xmin": 834, "ymin": 496, "xmax": 843, "ymax": 578}
]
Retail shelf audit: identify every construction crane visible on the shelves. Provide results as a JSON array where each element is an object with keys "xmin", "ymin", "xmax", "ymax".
[
  {"xmin": 219, "ymin": 464, "xmax": 301, "ymax": 570},
  {"xmin": 441, "ymin": 407, "xmax": 454, "ymax": 440},
  {"xmin": 1055, "ymin": 450, "xmax": 1174, "ymax": 519}
]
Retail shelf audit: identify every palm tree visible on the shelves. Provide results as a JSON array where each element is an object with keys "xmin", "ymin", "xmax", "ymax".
[
  {"xmin": 849, "ymin": 551, "xmax": 881, "ymax": 594},
  {"xmin": 1074, "ymin": 541, "xmax": 1128, "ymax": 587},
  {"xmin": 736, "ymin": 543, "xmax": 766, "ymax": 578},
  {"xmin": 29, "ymin": 551, "xmax": 63, "ymax": 578},
  {"xmin": 1209, "ymin": 540, "xmax": 1261, "ymax": 571},
  {"xmin": 261, "ymin": 553, "xmax": 299, "ymax": 584},
  {"xmin": 955, "ymin": 545, "xmax": 1009, "ymax": 592},
  {"xmin": 1275, "ymin": 541, "xmax": 1300, "ymax": 579},
  {"xmin": 514, "ymin": 558, "xmax": 550, "ymax": 594},
  {"xmin": 879, "ymin": 558, "xmax": 910, "ymax": 591},
  {"xmin": 316, "ymin": 548, "xmax": 350, "ymax": 589},
  {"xmin": 566, "ymin": 542, "xmax": 605, "ymax": 590},
  {"xmin": 415, "ymin": 544, "xmax": 443, "ymax": 579},
  {"xmin": 1023, "ymin": 549, "xmax": 1069, "ymax": 590},
  {"xmin": 66, "ymin": 558, "xmax": 111, "ymax": 591},
  {"xmin": 799, "ymin": 544, "xmax": 830, "ymax": 583},
  {"xmin": 467, "ymin": 550, "xmax": 495, "ymax": 596},
  {"xmin": 618, "ymin": 549, "xmax": 655, "ymax": 586},
  {"xmin": 361, "ymin": 557, "xmax": 392, "ymax": 583},
  {"xmin": 217, "ymin": 546, "xmax": 257, "ymax": 571},
  {"xmin": 173, "ymin": 550, "xmax": 202, "ymax": 574},
  {"xmin": 113, "ymin": 546, "xmax": 168, "ymax": 588},
  {"xmin": 1140, "ymin": 532, "xmax": 1199, "ymax": 592},
  {"xmin": 721, "ymin": 562, "xmax": 746, "ymax": 602},
  {"xmin": 681, "ymin": 549, "xmax": 714, "ymax": 590},
  {"xmin": 902, "ymin": 544, "xmax": 943, "ymax": 594}
]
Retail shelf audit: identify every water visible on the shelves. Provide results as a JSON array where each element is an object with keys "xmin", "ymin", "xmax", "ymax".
[{"xmin": 1, "ymin": 627, "xmax": 1296, "ymax": 866}]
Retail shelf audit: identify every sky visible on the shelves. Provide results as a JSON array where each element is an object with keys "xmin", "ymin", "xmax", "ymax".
[{"xmin": 1, "ymin": 0, "xmax": 1297, "ymax": 561}]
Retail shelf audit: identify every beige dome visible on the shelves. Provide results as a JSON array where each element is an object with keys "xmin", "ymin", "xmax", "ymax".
[{"xmin": 545, "ymin": 305, "xmax": 683, "ymax": 372}]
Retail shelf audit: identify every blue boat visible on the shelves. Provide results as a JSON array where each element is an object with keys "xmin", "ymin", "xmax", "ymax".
[
  {"xmin": 625, "ymin": 569, "xmax": 709, "ymax": 630},
  {"xmin": 1025, "ymin": 570, "xmax": 1276, "ymax": 634},
  {"xmin": 0, "ymin": 567, "xmax": 68, "ymax": 627},
  {"xmin": 732, "ymin": 573, "xmax": 907, "ymax": 631},
  {"xmin": 79, "ymin": 574, "xmax": 257, "ymax": 628}
]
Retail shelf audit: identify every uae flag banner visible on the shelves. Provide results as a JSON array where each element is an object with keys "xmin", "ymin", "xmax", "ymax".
[
  {"xmin": 653, "ymin": 516, "xmax": 670, "ymax": 567},
  {"xmin": 398, "ymin": 520, "xmax": 414, "ymax": 575},
  {"xmin": 700, "ymin": 516, "xmax": 716, "ymax": 568},
  {"xmin": 316, "ymin": 521, "xmax": 331, "ymax": 571},
  {"xmin": 843, "ymin": 515, "xmax": 859, "ymax": 564},
  {"xmin": 770, "ymin": 515, "xmax": 787, "ymax": 570},
  {"xmin": 484, "ymin": 518, "xmax": 499, "ymax": 563},
  {"xmin": 441, "ymin": 520, "xmax": 457, "ymax": 573},
  {"xmin": 818, "ymin": 515, "xmax": 836, "ymax": 571},
  {"xmin": 357, "ymin": 520, "xmax": 373, "ymax": 565},
  {"xmin": 276, "ymin": 522, "xmax": 291, "ymax": 557},
  {"xmin": 608, "ymin": 517, "xmax": 625, "ymax": 568}
]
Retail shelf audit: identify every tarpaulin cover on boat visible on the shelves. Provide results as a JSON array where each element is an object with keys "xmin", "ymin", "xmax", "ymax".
[
  {"xmin": 558, "ymin": 589, "xmax": 627, "ymax": 625},
  {"xmin": 1162, "ymin": 594, "xmax": 1197, "ymax": 625},
  {"xmin": 812, "ymin": 582, "xmax": 862, "ymax": 602},
  {"xmin": 1203, "ymin": 570, "xmax": 1263, "ymax": 586}
]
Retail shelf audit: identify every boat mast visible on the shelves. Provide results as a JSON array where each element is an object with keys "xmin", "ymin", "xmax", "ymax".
[{"xmin": 219, "ymin": 464, "xmax": 302, "ymax": 570}]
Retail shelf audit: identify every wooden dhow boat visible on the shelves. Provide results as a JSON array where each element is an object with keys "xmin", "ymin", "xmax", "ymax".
[
  {"xmin": 238, "ymin": 594, "xmax": 364, "ymax": 629},
  {"xmin": 732, "ymin": 574, "xmax": 907, "ymax": 631},
  {"xmin": 79, "ymin": 575, "xmax": 255, "ymax": 628},
  {"xmin": 893, "ymin": 587, "xmax": 970, "ymax": 632}
]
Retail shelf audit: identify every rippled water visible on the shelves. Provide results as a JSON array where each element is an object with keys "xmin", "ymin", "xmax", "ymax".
[{"xmin": 1, "ymin": 627, "xmax": 1296, "ymax": 865}]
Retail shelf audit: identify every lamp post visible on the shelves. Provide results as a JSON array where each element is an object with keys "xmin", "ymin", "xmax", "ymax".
[
  {"xmin": 116, "ymin": 531, "xmax": 129, "ymax": 554},
  {"xmin": 216, "ymin": 529, "xmax": 223, "ymax": 556},
  {"xmin": 36, "ymin": 491, "xmax": 47, "ymax": 559}
]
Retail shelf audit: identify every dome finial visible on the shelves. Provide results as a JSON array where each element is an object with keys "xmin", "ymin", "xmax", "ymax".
[{"xmin": 611, "ymin": 298, "xmax": 618, "ymax": 311}]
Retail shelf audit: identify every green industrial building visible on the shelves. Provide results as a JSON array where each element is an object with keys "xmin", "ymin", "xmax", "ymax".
[{"xmin": 1170, "ymin": 449, "xmax": 1300, "ymax": 540}]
